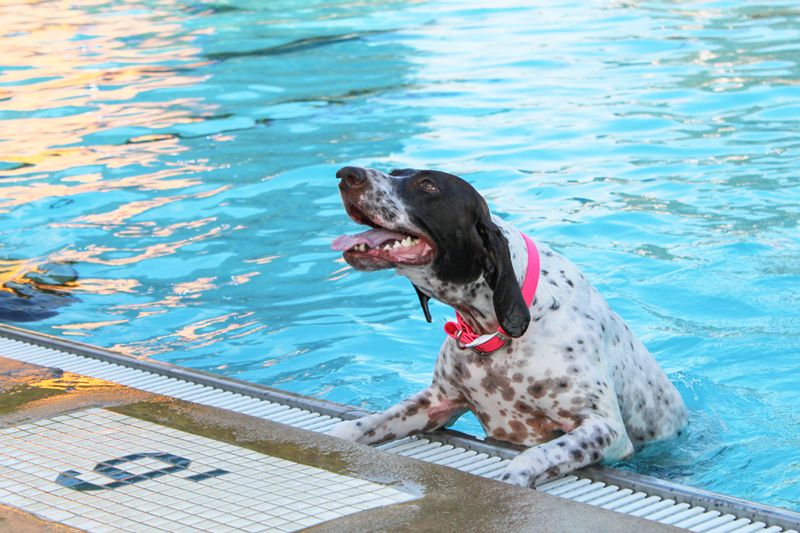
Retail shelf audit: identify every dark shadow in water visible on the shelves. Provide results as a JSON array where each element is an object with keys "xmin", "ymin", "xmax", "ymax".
[
  {"xmin": 0, "ymin": 262, "xmax": 80, "ymax": 323},
  {"xmin": 180, "ymin": 2, "xmax": 244, "ymax": 15},
  {"xmin": 205, "ymin": 30, "xmax": 390, "ymax": 61}
]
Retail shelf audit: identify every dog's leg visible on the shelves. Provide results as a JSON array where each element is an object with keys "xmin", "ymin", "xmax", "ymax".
[
  {"xmin": 327, "ymin": 386, "xmax": 465, "ymax": 445},
  {"xmin": 499, "ymin": 417, "xmax": 633, "ymax": 488}
]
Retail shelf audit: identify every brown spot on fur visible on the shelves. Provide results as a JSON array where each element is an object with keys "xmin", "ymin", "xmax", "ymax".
[
  {"xmin": 512, "ymin": 373, "xmax": 524, "ymax": 383},
  {"xmin": 525, "ymin": 415, "xmax": 562, "ymax": 439},
  {"xmin": 508, "ymin": 420, "xmax": 529, "ymax": 443},
  {"xmin": 422, "ymin": 419, "xmax": 439, "ymax": 432},
  {"xmin": 492, "ymin": 427, "xmax": 508, "ymax": 439},
  {"xmin": 453, "ymin": 362, "xmax": 471, "ymax": 379},
  {"xmin": 557, "ymin": 409, "xmax": 583, "ymax": 425},
  {"xmin": 527, "ymin": 381, "xmax": 547, "ymax": 399},
  {"xmin": 514, "ymin": 400, "xmax": 534, "ymax": 414},
  {"xmin": 481, "ymin": 373, "xmax": 516, "ymax": 402}
]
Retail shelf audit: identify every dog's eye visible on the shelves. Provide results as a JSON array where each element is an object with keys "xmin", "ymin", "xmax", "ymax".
[{"xmin": 417, "ymin": 179, "xmax": 438, "ymax": 193}]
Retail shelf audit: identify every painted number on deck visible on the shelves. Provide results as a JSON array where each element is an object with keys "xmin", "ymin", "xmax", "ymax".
[{"xmin": 55, "ymin": 452, "xmax": 229, "ymax": 491}]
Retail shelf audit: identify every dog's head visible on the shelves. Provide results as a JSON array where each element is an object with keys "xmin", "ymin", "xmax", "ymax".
[{"xmin": 332, "ymin": 166, "xmax": 530, "ymax": 337}]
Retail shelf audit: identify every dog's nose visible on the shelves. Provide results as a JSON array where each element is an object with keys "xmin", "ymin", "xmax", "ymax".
[{"xmin": 336, "ymin": 166, "xmax": 368, "ymax": 190}]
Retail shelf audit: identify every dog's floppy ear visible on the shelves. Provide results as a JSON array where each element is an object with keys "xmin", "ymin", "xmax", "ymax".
[
  {"xmin": 412, "ymin": 283, "xmax": 432, "ymax": 323},
  {"xmin": 476, "ymin": 209, "xmax": 530, "ymax": 338}
]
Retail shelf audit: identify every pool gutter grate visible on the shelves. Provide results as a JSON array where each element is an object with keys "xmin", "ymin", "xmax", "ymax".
[{"xmin": 0, "ymin": 324, "xmax": 798, "ymax": 533}]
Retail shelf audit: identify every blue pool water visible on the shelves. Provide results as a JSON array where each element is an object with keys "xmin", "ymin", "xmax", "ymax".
[{"xmin": 1, "ymin": 0, "xmax": 799, "ymax": 511}]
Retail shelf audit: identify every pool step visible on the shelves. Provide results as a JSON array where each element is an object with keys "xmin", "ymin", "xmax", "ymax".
[{"xmin": 1, "ymin": 324, "xmax": 798, "ymax": 533}]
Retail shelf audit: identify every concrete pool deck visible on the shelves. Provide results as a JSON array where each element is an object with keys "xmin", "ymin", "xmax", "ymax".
[
  {"xmin": 0, "ymin": 324, "xmax": 798, "ymax": 532},
  {"xmin": 0, "ymin": 356, "xmax": 681, "ymax": 533}
]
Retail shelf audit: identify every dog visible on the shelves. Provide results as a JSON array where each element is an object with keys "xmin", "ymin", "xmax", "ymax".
[{"xmin": 328, "ymin": 166, "xmax": 687, "ymax": 488}]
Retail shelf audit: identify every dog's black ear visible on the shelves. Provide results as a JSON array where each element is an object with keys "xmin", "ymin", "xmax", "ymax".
[
  {"xmin": 412, "ymin": 284, "xmax": 432, "ymax": 323},
  {"xmin": 476, "ymin": 210, "xmax": 530, "ymax": 338}
]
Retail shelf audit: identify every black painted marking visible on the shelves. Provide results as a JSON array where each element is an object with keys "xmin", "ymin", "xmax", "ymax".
[
  {"xmin": 186, "ymin": 468, "xmax": 230, "ymax": 482},
  {"xmin": 56, "ymin": 452, "xmax": 229, "ymax": 491}
]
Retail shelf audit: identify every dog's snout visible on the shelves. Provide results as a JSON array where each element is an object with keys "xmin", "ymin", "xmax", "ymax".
[{"xmin": 336, "ymin": 166, "xmax": 368, "ymax": 190}]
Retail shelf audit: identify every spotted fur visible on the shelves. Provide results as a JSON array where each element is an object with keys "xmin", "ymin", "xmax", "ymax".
[{"xmin": 328, "ymin": 167, "xmax": 688, "ymax": 488}]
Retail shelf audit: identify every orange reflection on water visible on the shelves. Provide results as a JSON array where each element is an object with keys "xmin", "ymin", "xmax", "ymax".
[
  {"xmin": 0, "ymin": 0, "xmax": 267, "ymax": 350},
  {"xmin": 243, "ymin": 255, "xmax": 282, "ymax": 265},
  {"xmin": 1, "ymin": 258, "xmax": 141, "ymax": 300},
  {"xmin": 0, "ymin": 258, "xmax": 76, "ymax": 296},
  {"xmin": 0, "ymin": 0, "xmax": 215, "ymax": 179},
  {"xmin": 230, "ymin": 271, "xmax": 261, "ymax": 285},
  {"xmin": 50, "ymin": 222, "xmax": 234, "ymax": 266},
  {"xmin": 0, "ymin": 259, "xmax": 40, "ymax": 295},
  {"xmin": 0, "ymin": 162, "xmax": 211, "ymax": 213},
  {"xmin": 64, "ymin": 185, "xmax": 231, "ymax": 229},
  {"xmin": 2, "ymin": 101, "xmax": 208, "ymax": 177},
  {"xmin": 109, "ymin": 312, "xmax": 266, "ymax": 358},
  {"xmin": 53, "ymin": 319, "xmax": 129, "ymax": 335},
  {"xmin": 108, "ymin": 274, "xmax": 221, "ymax": 319},
  {"xmin": 56, "ymin": 278, "xmax": 141, "ymax": 295},
  {"xmin": 327, "ymin": 265, "xmax": 352, "ymax": 282},
  {"xmin": 173, "ymin": 277, "xmax": 218, "ymax": 296}
]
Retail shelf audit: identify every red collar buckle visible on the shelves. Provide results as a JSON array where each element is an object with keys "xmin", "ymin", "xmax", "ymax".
[{"xmin": 455, "ymin": 328, "xmax": 511, "ymax": 354}]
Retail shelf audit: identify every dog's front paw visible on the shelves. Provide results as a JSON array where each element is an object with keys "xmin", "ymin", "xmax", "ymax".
[
  {"xmin": 326, "ymin": 419, "xmax": 365, "ymax": 442},
  {"xmin": 498, "ymin": 464, "xmax": 535, "ymax": 489}
]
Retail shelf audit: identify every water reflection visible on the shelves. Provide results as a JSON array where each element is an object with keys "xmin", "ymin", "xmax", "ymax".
[
  {"xmin": 0, "ymin": 260, "xmax": 79, "ymax": 322},
  {"xmin": 0, "ymin": 0, "xmax": 211, "ymax": 177}
]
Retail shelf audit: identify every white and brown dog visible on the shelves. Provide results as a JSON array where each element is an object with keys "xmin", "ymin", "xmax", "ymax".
[{"xmin": 328, "ymin": 166, "xmax": 687, "ymax": 488}]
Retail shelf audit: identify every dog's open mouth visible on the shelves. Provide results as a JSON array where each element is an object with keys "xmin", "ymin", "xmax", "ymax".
[{"xmin": 331, "ymin": 207, "xmax": 435, "ymax": 269}]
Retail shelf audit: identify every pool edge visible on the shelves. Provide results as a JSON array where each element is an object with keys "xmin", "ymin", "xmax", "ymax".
[{"xmin": 1, "ymin": 322, "xmax": 798, "ymax": 532}]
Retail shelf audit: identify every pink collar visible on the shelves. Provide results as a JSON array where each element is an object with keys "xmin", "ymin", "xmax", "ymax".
[{"xmin": 444, "ymin": 233, "xmax": 540, "ymax": 354}]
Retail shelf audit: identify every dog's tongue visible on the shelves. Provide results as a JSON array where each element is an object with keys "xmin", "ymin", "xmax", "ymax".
[{"xmin": 332, "ymin": 228, "xmax": 407, "ymax": 251}]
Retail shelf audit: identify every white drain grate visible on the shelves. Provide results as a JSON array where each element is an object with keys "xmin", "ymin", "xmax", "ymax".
[{"xmin": 1, "ymin": 326, "xmax": 798, "ymax": 533}]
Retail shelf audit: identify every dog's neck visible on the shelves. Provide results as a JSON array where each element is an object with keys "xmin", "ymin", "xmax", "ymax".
[{"xmin": 397, "ymin": 217, "xmax": 528, "ymax": 335}]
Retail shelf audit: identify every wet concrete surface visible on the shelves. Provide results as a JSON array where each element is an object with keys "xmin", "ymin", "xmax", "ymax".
[
  {"xmin": 0, "ymin": 356, "xmax": 679, "ymax": 532},
  {"xmin": 0, "ymin": 503, "xmax": 79, "ymax": 533}
]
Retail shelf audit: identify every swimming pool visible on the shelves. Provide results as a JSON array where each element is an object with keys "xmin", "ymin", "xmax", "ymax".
[{"xmin": 1, "ymin": 0, "xmax": 798, "ymax": 512}]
